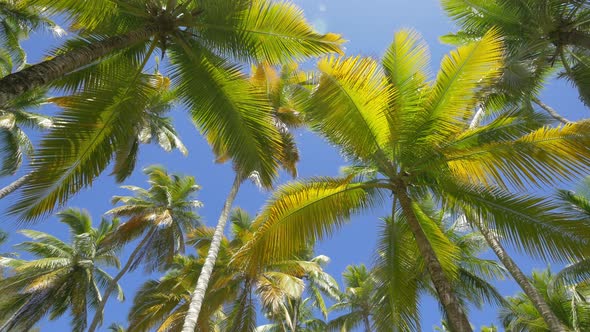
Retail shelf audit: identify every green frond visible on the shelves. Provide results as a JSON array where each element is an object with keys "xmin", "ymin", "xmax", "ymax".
[
  {"xmin": 10, "ymin": 73, "xmax": 158, "ymax": 220},
  {"xmin": 443, "ymin": 121, "xmax": 590, "ymax": 190},
  {"xmin": 381, "ymin": 29, "xmax": 430, "ymax": 152},
  {"xmin": 235, "ymin": 177, "xmax": 382, "ymax": 273},
  {"xmin": 410, "ymin": 28, "xmax": 503, "ymax": 149},
  {"xmin": 193, "ymin": 0, "xmax": 344, "ymax": 64},
  {"xmin": 440, "ymin": 180, "xmax": 590, "ymax": 262},
  {"xmin": 169, "ymin": 40, "xmax": 281, "ymax": 187},
  {"xmin": 307, "ymin": 56, "xmax": 393, "ymax": 163}
]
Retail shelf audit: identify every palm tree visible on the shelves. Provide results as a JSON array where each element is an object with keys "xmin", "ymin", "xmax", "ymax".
[
  {"xmin": 87, "ymin": 165, "xmax": 202, "ymax": 331},
  {"xmin": 257, "ymin": 297, "xmax": 329, "ymax": 332},
  {"xmin": 500, "ymin": 268, "xmax": 590, "ymax": 331},
  {"xmin": 127, "ymin": 208, "xmax": 336, "ymax": 332},
  {"xmin": 442, "ymin": 0, "xmax": 590, "ymax": 120},
  {"xmin": 234, "ymin": 29, "xmax": 590, "ymax": 332},
  {"xmin": 328, "ymin": 264, "xmax": 375, "ymax": 331},
  {"xmin": 181, "ymin": 62, "xmax": 317, "ymax": 330},
  {"xmin": 0, "ymin": 208, "xmax": 120, "ymax": 331},
  {"xmin": 0, "ymin": 0, "xmax": 343, "ymax": 223},
  {"xmin": 368, "ymin": 204, "xmax": 506, "ymax": 332},
  {"xmin": 0, "ymin": 0, "xmax": 343, "ymax": 105}
]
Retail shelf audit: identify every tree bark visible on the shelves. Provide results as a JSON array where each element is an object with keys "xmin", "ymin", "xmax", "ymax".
[
  {"xmin": 395, "ymin": 185, "xmax": 473, "ymax": 332},
  {"xmin": 532, "ymin": 97, "xmax": 570, "ymax": 124},
  {"xmin": 468, "ymin": 105, "xmax": 568, "ymax": 332},
  {"xmin": 0, "ymin": 26, "xmax": 157, "ymax": 107},
  {"xmin": 474, "ymin": 221, "xmax": 567, "ymax": 332},
  {"xmin": 0, "ymin": 173, "xmax": 31, "ymax": 199},
  {"xmin": 87, "ymin": 228, "xmax": 156, "ymax": 332},
  {"xmin": 182, "ymin": 175, "xmax": 242, "ymax": 332}
]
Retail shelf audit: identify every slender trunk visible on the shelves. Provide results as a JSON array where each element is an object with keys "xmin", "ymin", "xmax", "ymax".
[
  {"xmin": 469, "ymin": 105, "xmax": 485, "ymax": 128},
  {"xmin": 0, "ymin": 26, "xmax": 157, "ymax": 107},
  {"xmin": 87, "ymin": 228, "xmax": 156, "ymax": 332},
  {"xmin": 0, "ymin": 173, "xmax": 31, "ymax": 199},
  {"xmin": 474, "ymin": 222, "xmax": 567, "ymax": 332},
  {"xmin": 532, "ymin": 97, "xmax": 570, "ymax": 124},
  {"xmin": 468, "ymin": 106, "xmax": 567, "ymax": 332},
  {"xmin": 395, "ymin": 185, "xmax": 473, "ymax": 332},
  {"xmin": 182, "ymin": 175, "xmax": 242, "ymax": 332}
]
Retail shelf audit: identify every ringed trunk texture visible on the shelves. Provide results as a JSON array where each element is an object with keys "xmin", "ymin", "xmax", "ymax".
[
  {"xmin": 475, "ymin": 222, "xmax": 567, "ymax": 332},
  {"xmin": 0, "ymin": 26, "xmax": 157, "ymax": 107},
  {"xmin": 87, "ymin": 228, "xmax": 156, "ymax": 332},
  {"xmin": 182, "ymin": 175, "xmax": 242, "ymax": 332},
  {"xmin": 395, "ymin": 186, "xmax": 473, "ymax": 332},
  {"xmin": 0, "ymin": 173, "xmax": 31, "ymax": 199}
]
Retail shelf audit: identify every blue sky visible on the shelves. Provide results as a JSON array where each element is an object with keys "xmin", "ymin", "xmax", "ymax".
[{"xmin": 1, "ymin": 0, "xmax": 588, "ymax": 331}]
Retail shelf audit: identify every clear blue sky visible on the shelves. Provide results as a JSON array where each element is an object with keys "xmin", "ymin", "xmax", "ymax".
[{"xmin": 1, "ymin": 0, "xmax": 587, "ymax": 331}]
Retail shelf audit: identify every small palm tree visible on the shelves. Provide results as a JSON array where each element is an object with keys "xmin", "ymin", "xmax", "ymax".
[
  {"xmin": 500, "ymin": 268, "xmax": 590, "ymax": 331},
  {"xmin": 0, "ymin": 208, "xmax": 120, "ymax": 331},
  {"xmin": 329, "ymin": 264, "xmax": 375, "ymax": 332},
  {"xmin": 235, "ymin": 29, "xmax": 590, "ymax": 332},
  {"xmin": 88, "ymin": 165, "xmax": 202, "ymax": 331}
]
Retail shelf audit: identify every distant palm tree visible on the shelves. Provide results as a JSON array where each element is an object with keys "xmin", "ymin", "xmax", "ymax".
[
  {"xmin": 236, "ymin": 29, "xmax": 590, "ymax": 332},
  {"xmin": 0, "ymin": 208, "xmax": 120, "ymax": 331},
  {"xmin": 88, "ymin": 165, "xmax": 202, "ymax": 332},
  {"xmin": 500, "ymin": 268, "xmax": 590, "ymax": 331},
  {"xmin": 328, "ymin": 264, "xmax": 375, "ymax": 332}
]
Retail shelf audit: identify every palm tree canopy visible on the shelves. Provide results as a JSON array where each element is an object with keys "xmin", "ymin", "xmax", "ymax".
[
  {"xmin": 106, "ymin": 165, "xmax": 202, "ymax": 272},
  {"xmin": 128, "ymin": 208, "xmax": 337, "ymax": 332},
  {"xmin": 10, "ymin": 0, "xmax": 344, "ymax": 220},
  {"xmin": 236, "ymin": 28, "xmax": 590, "ymax": 274},
  {"xmin": 0, "ymin": 208, "xmax": 121, "ymax": 331},
  {"xmin": 442, "ymin": 0, "xmax": 590, "ymax": 107}
]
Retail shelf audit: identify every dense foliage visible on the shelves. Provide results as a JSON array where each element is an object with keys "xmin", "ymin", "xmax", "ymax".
[{"xmin": 1, "ymin": 0, "xmax": 590, "ymax": 331}]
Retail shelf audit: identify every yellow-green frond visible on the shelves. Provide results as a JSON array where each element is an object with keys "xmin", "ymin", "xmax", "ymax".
[
  {"xmin": 307, "ymin": 56, "xmax": 393, "ymax": 164},
  {"xmin": 414, "ymin": 28, "xmax": 504, "ymax": 148},
  {"xmin": 234, "ymin": 176, "xmax": 382, "ymax": 274},
  {"xmin": 444, "ymin": 121, "xmax": 590, "ymax": 190}
]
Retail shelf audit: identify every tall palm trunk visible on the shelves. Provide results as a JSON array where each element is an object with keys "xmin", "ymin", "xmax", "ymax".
[
  {"xmin": 87, "ymin": 228, "xmax": 156, "ymax": 332},
  {"xmin": 532, "ymin": 97, "xmax": 570, "ymax": 124},
  {"xmin": 0, "ymin": 173, "xmax": 31, "ymax": 199},
  {"xmin": 474, "ymin": 221, "xmax": 567, "ymax": 332},
  {"xmin": 182, "ymin": 175, "xmax": 242, "ymax": 332},
  {"xmin": 468, "ymin": 108, "xmax": 567, "ymax": 332},
  {"xmin": 0, "ymin": 26, "xmax": 157, "ymax": 107},
  {"xmin": 395, "ymin": 185, "xmax": 473, "ymax": 332}
]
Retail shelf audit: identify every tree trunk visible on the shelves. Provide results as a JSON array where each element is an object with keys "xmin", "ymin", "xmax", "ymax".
[
  {"xmin": 468, "ymin": 105, "xmax": 567, "ymax": 332},
  {"xmin": 0, "ymin": 173, "xmax": 31, "ymax": 199},
  {"xmin": 532, "ymin": 97, "xmax": 570, "ymax": 124},
  {"xmin": 87, "ymin": 228, "xmax": 156, "ymax": 332},
  {"xmin": 474, "ymin": 221, "xmax": 567, "ymax": 332},
  {"xmin": 0, "ymin": 26, "xmax": 157, "ymax": 107},
  {"xmin": 182, "ymin": 175, "xmax": 242, "ymax": 332},
  {"xmin": 395, "ymin": 186, "xmax": 473, "ymax": 332}
]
